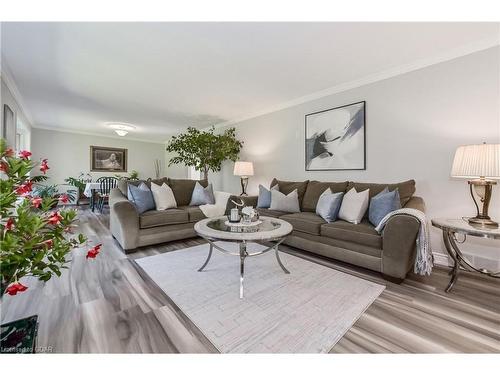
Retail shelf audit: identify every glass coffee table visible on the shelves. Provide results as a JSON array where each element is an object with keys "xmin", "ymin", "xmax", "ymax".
[{"xmin": 194, "ymin": 216, "xmax": 293, "ymax": 298}]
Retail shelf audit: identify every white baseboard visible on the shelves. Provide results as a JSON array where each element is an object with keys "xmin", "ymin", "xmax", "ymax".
[
  {"xmin": 432, "ymin": 252, "xmax": 451, "ymax": 267},
  {"xmin": 432, "ymin": 251, "xmax": 500, "ymax": 271}
]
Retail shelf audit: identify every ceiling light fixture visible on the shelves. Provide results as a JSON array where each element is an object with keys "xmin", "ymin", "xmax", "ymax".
[{"xmin": 107, "ymin": 122, "xmax": 136, "ymax": 137}]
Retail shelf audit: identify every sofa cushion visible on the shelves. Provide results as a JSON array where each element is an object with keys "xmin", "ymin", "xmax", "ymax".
[
  {"xmin": 316, "ymin": 190, "xmax": 344, "ymax": 223},
  {"xmin": 270, "ymin": 189, "xmax": 300, "ymax": 213},
  {"xmin": 347, "ymin": 179, "xmax": 415, "ymax": 206},
  {"xmin": 368, "ymin": 187, "xmax": 401, "ymax": 227},
  {"xmin": 338, "ymin": 187, "xmax": 370, "ymax": 224},
  {"xmin": 178, "ymin": 205, "xmax": 206, "ymax": 222},
  {"xmin": 302, "ymin": 180, "xmax": 349, "ymax": 212},
  {"xmin": 117, "ymin": 177, "xmax": 169, "ymax": 196},
  {"xmin": 189, "ymin": 182, "xmax": 215, "ymax": 205},
  {"xmin": 127, "ymin": 182, "xmax": 156, "ymax": 214},
  {"xmin": 139, "ymin": 209, "xmax": 189, "ymax": 229},
  {"xmin": 257, "ymin": 208, "xmax": 288, "ymax": 218},
  {"xmin": 321, "ymin": 219, "xmax": 382, "ymax": 249},
  {"xmin": 281, "ymin": 212, "xmax": 326, "ymax": 235},
  {"xmin": 270, "ymin": 178, "xmax": 309, "ymax": 209},
  {"xmin": 151, "ymin": 182, "xmax": 177, "ymax": 210},
  {"xmin": 168, "ymin": 178, "xmax": 208, "ymax": 206},
  {"xmin": 257, "ymin": 184, "xmax": 279, "ymax": 208}
]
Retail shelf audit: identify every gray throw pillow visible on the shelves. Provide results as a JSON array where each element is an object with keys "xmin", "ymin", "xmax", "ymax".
[
  {"xmin": 189, "ymin": 182, "xmax": 215, "ymax": 206},
  {"xmin": 315, "ymin": 189, "xmax": 344, "ymax": 223},
  {"xmin": 368, "ymin": 187, "xmax": 401, "ymax": 226},
  {"xmin": 270, "ymin": 189, "xmax": 300, "ymax": 213},
  {"xmin": 257, "ymin": 184, "xmax": 279, "ymax": 208},
  {"xmin": 128, "ymin": 182, "xmax": 156, "ymax": 214}
]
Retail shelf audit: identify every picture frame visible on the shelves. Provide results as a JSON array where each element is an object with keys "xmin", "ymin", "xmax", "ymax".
[
  {"xmin": 3, "ymin": 104, "xmax": 15, "ymax": 147},
  {"xmin": 305, "ymin": 101, "xmax": 366, "ymax": 171},
  {"xmin": 90, "ymin": 146, "xmax": 128, "ymax": 172}
]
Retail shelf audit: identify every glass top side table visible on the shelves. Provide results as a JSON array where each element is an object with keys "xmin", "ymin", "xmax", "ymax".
[{"xmin": 431, "ymin": 218, "xmax": 500, "ymax": 292}]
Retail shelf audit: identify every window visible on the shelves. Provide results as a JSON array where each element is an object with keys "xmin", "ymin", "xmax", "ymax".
[{"xmin": 188, "ymin": 166, "xmax": 201, "ymax": 180}]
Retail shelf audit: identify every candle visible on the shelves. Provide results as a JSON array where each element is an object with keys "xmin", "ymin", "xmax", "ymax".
[{"xmin": 230, "ymin": 208, "xmax": 240, "ymax": 222}]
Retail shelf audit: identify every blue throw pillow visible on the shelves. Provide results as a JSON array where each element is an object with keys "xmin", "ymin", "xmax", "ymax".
[
  {"xmin": 368, "ymin": 187, "xmax": 401, "ymax": 226},
  {"xmin": 128, "ymin": 182, "xmax": 156, "ymax": 214},
  {"xmin": 315, "ymin": 189, "xmax": 344, "ymax": 223},
  {"xmin": 189, "ymin": 182, "xmax": 215, "ymax": 205},
  {"xmin": 257, "ymin": 184, "xmax": 279, "ymax": 208}
]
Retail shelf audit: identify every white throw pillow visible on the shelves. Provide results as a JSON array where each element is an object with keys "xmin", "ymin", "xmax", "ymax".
[
  {"xmin": 338, "ymin": 188, "xmax": 369, "ymax": 224},
  {"xmin": 150, "ymin": 182, "xmax": 177, "ymax": 210},
  {"xmin": 270, "ymin": 189, "xmax": 300, "ymax": 213}
]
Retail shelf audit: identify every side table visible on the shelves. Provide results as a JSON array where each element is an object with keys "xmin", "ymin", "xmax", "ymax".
[{"xmin": 431, "ymin": 218, "xmax": 500, "ymax": 292}]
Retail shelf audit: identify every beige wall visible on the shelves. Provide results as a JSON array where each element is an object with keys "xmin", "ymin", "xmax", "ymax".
[
  {"xmin": 219, "ymin": 47, "xmax": 500, "ymax": 268},
  {"xmin": 31, "ymin": 128, "xmax": 166, "ymax": 185},
  {"xmin": 1, "ymin": 75, "xmax": 32, "ymax": 149}
]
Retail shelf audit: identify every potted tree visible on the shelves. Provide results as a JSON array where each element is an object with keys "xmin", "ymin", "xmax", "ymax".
[{"xmin": 166, "ymin": 126, "xmax": 243, "ymax": 180}]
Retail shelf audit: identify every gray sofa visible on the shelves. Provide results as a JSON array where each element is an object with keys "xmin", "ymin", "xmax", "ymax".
[
  {"xmin": 109, "ymin": 177, "xmax": 425, "ymax": 282},
  {"xmin": 226, "ymin": 178, "xmax": 425, "ymax": 282}
]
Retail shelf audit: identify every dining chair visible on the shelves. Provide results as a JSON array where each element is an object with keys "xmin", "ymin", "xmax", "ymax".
[{"xmin": 96, "ymin": 177, "xmax": 117, "ymax": 213}]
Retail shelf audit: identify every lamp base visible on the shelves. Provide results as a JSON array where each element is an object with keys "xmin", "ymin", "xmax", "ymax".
[
  {"xmin": 468, "ymin": 217, "xmax": 499, "ymax": 228},
  {"xmin": 240, "ymin": 177, "xmax": 249, "ymax": 196},
  {"xmin": 467, "ymin": 179, "xmax": 498, "ymax": 228}
]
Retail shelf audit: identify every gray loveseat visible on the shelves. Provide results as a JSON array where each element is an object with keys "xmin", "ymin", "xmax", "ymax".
[{"xmin": 109, "ymin": 177, "xmax": 209, "ymax": 252}]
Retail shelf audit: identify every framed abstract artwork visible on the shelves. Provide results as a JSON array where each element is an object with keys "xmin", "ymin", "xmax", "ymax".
[
  {"xmin": 305, "ymin": 101, "xmax": 366, "ymax": 171},
  {"xmin": 90, "ymin": 146, "xmax": 128, "ymax": 172}
]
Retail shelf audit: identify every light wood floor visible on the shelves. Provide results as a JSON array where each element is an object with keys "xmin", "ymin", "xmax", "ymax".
[{"xmin": 1, "ymin": 208, "xmax": 499, "ymax": 353}]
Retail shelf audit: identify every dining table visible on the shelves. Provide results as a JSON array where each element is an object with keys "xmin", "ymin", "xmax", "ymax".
[{"xmin": 83, "ymin": 182, "xmax": 102, "ymax": 212}]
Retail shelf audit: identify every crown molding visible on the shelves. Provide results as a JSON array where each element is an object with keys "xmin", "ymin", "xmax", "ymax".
[
  {"xmin": 34, "ymin": 125, "xmax": 168, "ymax": 145},
  {"xmin": 213, "ymin": 36, "xmax": 500, "ymax": 129},
  {"xmin": 1, "ymin": 58, "xmax": 35, "ymax": 125}
]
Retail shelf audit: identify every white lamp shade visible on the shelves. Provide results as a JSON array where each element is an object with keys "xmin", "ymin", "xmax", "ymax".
[
  {"xmin": 451, "ymin": 143, "xmax": 500, "ymax": 179},
  {"xmin": 233, "ymin": 161, "xmax": 254, "ymax": 176}
]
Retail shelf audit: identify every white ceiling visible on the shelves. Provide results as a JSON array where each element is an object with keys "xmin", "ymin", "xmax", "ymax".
[{"xmin": 2, "ymin": 22, "xmax": 499, "ymax": 142}]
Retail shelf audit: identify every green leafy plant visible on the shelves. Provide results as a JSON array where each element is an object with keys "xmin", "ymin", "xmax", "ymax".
[
  {"xmin": 65, "ymin": 176, "xmax": 86, "ymax": 192},
  {"xmin": 166, "ymin": 126, "xmax": 243, "ymax": 180},
  {"xmin": 33, "ymin": 184, "xmax": 77, "ymax": 204},
  {"xmin": 0, "ymin": 139, "xmax": 101, "ymax": 296},
  {"xmin": 114, "ymin": 170, "xmax": 139, "ymax": 181}
]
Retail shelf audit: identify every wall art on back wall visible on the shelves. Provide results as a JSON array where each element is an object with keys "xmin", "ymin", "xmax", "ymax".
[
  {"xmin": 90, "ymin": 146, "xmax": 128, "ymax": 172},
  {"xmin": 305, "ymin": 101, "xmax": 366, "ymax": 171}
]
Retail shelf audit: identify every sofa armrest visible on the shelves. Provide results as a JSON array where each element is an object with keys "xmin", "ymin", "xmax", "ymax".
[
  {"xmin": 404, "ymin": 195, "xmax": 426, "ymax": 213},
  {"xmin": 109, "ymin": 188, "xmax": 140, "ymax": 250},
  {"xmin": 224, "ymin": 195, "xmax": 259, "ymax": 215},
  {"xmin": 381, "ymin": 214, "xmax": 421, "ymax": 280}
]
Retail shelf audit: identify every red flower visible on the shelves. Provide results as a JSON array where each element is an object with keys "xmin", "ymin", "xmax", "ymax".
[
  {"xmin": 58, "ymin": 194, "xmax": 69, "ymax": 204},
  {"xmin": 15, "ymin": 180, "xmax": 33, "ymax": 195},
  {"xmin": 86, "ymin": 244, "xmax": 102, "ymax": 259},
  {"xmin": 40, "ymin": 159, "xmax": 50, "ymax": 174},
  {"xmin": 5, "ymin": 218, "xmax": 15, "ymax": 231},
  {"xmin": 0, "ymin": 161, "xmax": 8, "ymax": 173},
  {"xmin": 42, "ymin": 239, "xmax": 54, "ymax": 248},
  {"xmin": 18, "ymin": 150, "xmax": 32, "ymax": 160},
  {"xmin": 4, "ymin": 148, "xmax": 14, "ymax": 157},
  {"xmin": 31, "ymin": 197, "xmax": 43, "ymax": 208},
  {"xmin": 5, "ymin": 282, "xmax": 28, "ymax": 296},
  {"xmin": 48, "ymin": 211, "xmax": 63, "ymax": 225}
]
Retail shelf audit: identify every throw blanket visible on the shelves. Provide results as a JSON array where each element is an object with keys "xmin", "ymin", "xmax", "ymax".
[
  {"xmin": 374, "ymin": 208, "xmax": 433, "ymax": 275},
  {"xmin": 199, "ymin": 191, "xmax": 231, "ymax": 218}
]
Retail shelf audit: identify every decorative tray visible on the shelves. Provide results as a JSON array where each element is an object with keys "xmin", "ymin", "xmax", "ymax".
[{"xmin": 224, "ymin": 220, "xmax": 262, "ymax": 227}]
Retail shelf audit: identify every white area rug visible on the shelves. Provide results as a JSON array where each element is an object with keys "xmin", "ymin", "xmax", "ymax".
[{"xmin": 136, "ymin": 242, "xmax": 384, "ymax": 353}]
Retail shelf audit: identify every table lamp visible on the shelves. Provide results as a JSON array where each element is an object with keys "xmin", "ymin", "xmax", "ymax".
[
  {"xmin": 451, "ymin": 143, "xmax": 500, "ymax": 228},
  {"xmin": 233, "ymin": 161, "xmax": 254, "ymax": 196}
]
